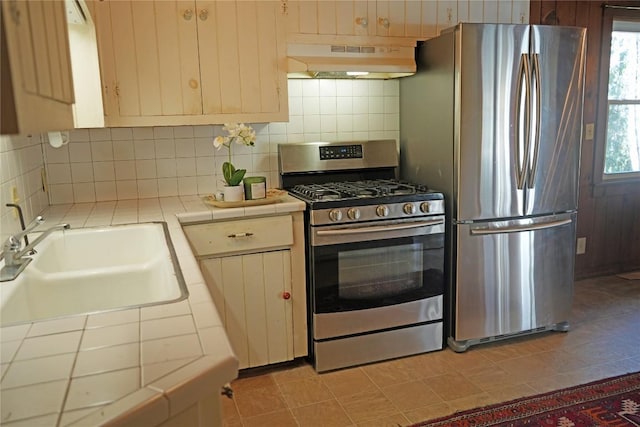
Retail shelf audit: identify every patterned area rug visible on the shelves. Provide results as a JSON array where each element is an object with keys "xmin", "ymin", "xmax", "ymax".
[{"xmin": 413, "ymin": 371, "xmax": 640, "ymax": 426}]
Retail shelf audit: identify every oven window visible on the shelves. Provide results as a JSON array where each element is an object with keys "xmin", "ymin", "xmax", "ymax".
[
  {"xmin": 312, "ymin": 233, "xmax": 444, "ymax": 313},
  {"xmin": 338, "ymin": 243, "xmax": 422, "ymax": 300}
]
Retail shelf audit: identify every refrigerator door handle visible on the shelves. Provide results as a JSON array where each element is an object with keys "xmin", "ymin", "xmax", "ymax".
[
  {"xmin": 469, "ymin": 218, "xmax": 572, "ymax": 235},
  {"xmin": 515, "ymin": 53, "xmax": 531, "ymax": 190},
  {"xmin": 528, "ymin": 53, "xmax": 542, "ymax": 188}
]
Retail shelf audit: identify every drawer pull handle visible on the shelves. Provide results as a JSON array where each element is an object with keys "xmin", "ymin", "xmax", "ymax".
[
  {"xmin": 227, "ymin": 232, "xmax": 254, "ymax": 238},
  {"xmin": 283, "ymin": 291, "xmax": 291, "ymax": 300}
]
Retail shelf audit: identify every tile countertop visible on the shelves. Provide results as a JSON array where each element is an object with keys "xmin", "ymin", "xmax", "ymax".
[{"xmin": 0, "ymin": 194, "xmax": 306, "ymax": 426}]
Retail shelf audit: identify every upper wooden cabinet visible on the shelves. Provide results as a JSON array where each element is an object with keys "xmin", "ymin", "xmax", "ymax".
[
  {"xmin": 286, "ymin": 1, "xmax": 531, "ymax": 41},
  {"xmin": 1, "ymin": 0, "xmax": 75, "ymax": 135},
  {"xmin": 286, "ymin": 1, "xmax": 432, "ymax": 39},
  {"xmin": 93, "ymin": 0, "xmax": 288, "ymax": 127}
]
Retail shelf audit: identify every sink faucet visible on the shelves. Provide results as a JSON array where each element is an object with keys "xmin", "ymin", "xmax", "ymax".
[{"xmin": 0, "ymin": 216, "xmax": 70, "ymax": 282}]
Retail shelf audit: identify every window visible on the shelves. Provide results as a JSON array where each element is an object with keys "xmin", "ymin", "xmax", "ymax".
[{"xmin": 596, "ymin": 8, "xmax": 640, "ymax": 183}]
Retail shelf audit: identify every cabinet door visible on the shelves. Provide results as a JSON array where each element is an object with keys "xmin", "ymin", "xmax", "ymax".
[
  {"xmin": 1, "ymin": 0, "xmax": 74, "ymax": 134},
  {"xmin": 93, "ymin": 0, "xmax": 288, "ymax": 127},
  {"xmin": 199, "ymin": 1, "xmax": 286, "ymax": 118},
  {"xmin": 94, "ymin": 0, "xmax": 202, "ymax": 121},
  {"xmin": 200, "ymin": 250, "xmax": 294, "ymax": 369}
]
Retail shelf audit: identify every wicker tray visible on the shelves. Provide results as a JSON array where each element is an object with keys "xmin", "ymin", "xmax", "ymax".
[{"xmin": 203, "ymin": 190, "xmax": 287, "ymax": 208}]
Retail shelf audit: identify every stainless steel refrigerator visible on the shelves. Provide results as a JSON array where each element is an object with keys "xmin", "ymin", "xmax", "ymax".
[{"xmin": 399, "ymin": 23, "xmax": 586, "ymax": 352}]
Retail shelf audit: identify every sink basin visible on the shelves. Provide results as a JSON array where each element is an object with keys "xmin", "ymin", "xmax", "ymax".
[{"xmin": 1, "ymin": 222, "xmax": 188, "ymax": 326}]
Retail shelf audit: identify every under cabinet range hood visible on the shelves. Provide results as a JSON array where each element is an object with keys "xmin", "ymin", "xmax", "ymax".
[{"xmin": 287, "ymin": 42, "xmax": 417, "ymax": 79}]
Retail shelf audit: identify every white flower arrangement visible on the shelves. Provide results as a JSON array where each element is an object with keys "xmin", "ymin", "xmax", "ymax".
[{"xmin": 213, "ymin": 123, "xmax": 256, "ymax": 186}]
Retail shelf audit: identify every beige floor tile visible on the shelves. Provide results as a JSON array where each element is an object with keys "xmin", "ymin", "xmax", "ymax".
[
  {"xmin": 465, "ymin": 366, "xmax": 527, "ymax": 393},
  {"xmin": 220, "ymin": 395, "xmax": 239, "ymax": 421},
  {"xmin": 361, "ymin": 359, "xmax": 419, "ymax": 388},
  {"xmin": 439, "ymin": 350, "xmax": 495, "ymax": 375},
  {"xmin": 291, "ymin": 399, "xmax": 352, "ymax": 427},
  {"xmin": 278, "ymin": 377, "xmax": 334, "ymax": 408},
  {"xmin": 232, "ymin": 373, "xmax": 277, "ymax": 392},
  {"xmin": 233, "ymin": 385, "xmax": 288, "ymax": 418},
  {"xmin": 403, "ymin": 402, "xmax": 454, "ymax": 424},
  {"xmin": 242, "ymin": 409, "xmax": 298, "ymax": 427},
  {"xmin": 381, "ymin": 380, "xmax": 443, "ymax": 411},
  {"xmin": 391, "ymin": 352, "xmax": 451, "ymax": 379},
  {"xmin": 445, "ymin": 392, "xmax": 499, "ymax": 412},
  {"xmin": 320, "ymin": 368, "xmax": 377, "ymax": 398},
  {"xmin": 272, "ymin": 363, "xmax": 316, "ymax": 384},
  {"xmin": 424, "ymin": 373, "xmax": 484, "ymax": 401},
  {"xmin": 495, "ymin": 353, "xmax": 558, "ymax": 382},
  {"xmin": 338, "ymin": 389, "xmax": 399, "ymax": 424}
]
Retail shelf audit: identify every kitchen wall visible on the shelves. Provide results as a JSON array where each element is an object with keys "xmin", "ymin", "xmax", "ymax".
[
  {"xmin": 0, "ymin": 135, "xmax": 49, "ymax": 243},
  {"xmin": 43, "ymin": 79, "xmax": 400, "ymax": 205}
]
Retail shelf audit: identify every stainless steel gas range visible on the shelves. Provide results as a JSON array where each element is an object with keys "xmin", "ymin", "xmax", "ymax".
[{"xmin": 279, "ymin": 140, "xmax": 445, "ymax": 372}]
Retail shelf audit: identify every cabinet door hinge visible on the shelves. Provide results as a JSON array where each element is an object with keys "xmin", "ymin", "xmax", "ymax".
[{"xmin": 280, "ymin": 0, "xmax": 288, "ymax": 15}]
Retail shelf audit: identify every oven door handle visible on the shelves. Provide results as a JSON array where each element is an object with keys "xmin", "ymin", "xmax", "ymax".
[{"xmin": 316, "ymin": 219, "xmax": 444, "ymax": 236}]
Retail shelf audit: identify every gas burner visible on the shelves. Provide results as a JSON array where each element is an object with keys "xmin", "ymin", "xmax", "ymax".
[{"xmin": 288, "ymin": 179, "xmax": 435, "ymax": 205}]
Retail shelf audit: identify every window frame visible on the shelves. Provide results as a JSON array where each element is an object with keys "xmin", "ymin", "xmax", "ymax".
[{"xmin": 594, "ymin": 6, "xmax": 640, "ymax": 185}]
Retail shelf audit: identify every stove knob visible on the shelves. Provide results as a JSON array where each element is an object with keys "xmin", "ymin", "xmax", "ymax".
[
  {"xmin": 403, "ymin": 203, "xmax": 416, "ymax": 215},
  {"xmin": 376, "ymin": 205, "xmax": 389, "ymax": 217},
  {"xmin": 347, "ymin": 208, "xmax": 361, "ymax": 220},
  {"xmin": 329, "ymin": 209, "xmax": 343, "ymax": 222},
  {"xmin": 420, "ymin": 202, "xmax": 430, "ymax": 213}
]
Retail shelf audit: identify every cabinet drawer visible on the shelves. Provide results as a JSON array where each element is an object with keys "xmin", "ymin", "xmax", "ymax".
[{"xmin": 184, "ymin": 215, "xmax": 293, "ymax": 257}]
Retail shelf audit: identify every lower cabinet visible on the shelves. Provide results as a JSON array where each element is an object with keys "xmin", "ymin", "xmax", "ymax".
[
  {"xmin": 199, "ymin": 251, "xmax": 293, "ymax": 369},
  {"xmin": 182, "ymin": 211, "xmax": 307, "ymax": 370}
]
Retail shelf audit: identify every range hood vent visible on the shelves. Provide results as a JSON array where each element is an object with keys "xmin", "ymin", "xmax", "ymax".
[{"xmin": 287, "ymin": 42, "xmax": 416, "ymax": 79}]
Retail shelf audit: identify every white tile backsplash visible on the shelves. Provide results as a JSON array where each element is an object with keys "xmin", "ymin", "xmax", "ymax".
[{"xmin": 38, "ymin": 79, "xmax": 399, "ymax": 204}]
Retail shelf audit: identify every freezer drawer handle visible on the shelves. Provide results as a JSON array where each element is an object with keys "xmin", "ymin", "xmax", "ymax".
[
  {"xmin": 317, "ymin": 219, "xmax": 444, "ymax": 236},
  {"xmin": 470, "ymin": 218, "xmax": 572, "ymax": 235}
]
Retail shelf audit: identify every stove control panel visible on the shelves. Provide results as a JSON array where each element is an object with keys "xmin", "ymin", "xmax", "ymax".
[{"xmin": 319, "ymin": 144, "xmax": 363, "ymax": 160}]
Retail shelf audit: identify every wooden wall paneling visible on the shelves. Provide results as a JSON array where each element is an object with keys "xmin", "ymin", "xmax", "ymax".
[
  {"xmin": 436, "ymin": 0, "xmax": 457, "ymax": 34},
  {"xmin": 457, "ymin": 0, "xmax": 469, "ymax": 23},
  {"xmin": 529, "ymin": 0, "xmax": 542, "ymax": 23},
  {"xmin": 555, "ymin": 1, "xmax": 577, "ymax": 26},
  {"xmin": 263, "ymin": 251, "xmax": 293, "ymax": 363},
  {"xmin": 29, "ymin": 2, "xmax": 54, "ymax": 98},
  {"xmin": 176, "ymin": 0, "xmax": 202, "ymax": 115},
  {"xmin": 236, "ymin": 1, "xmax": 261, "ymax": 114},
  {"xmin": 469, "ymin": 1, "xmax": 483, "ymax": 23},
  {"xmin": 242, "ymin": 253, "xmax": 269, "ymax": 367},
  {"xmin": 155, "ymin": 1, "xmax": 184, "ymax": 116},
  {"xmin": 335, "ymin": 1, "xmax": 355, "ymax": 35},
  {"xmin": 483, "ymin": 0, "xmax": 499, "ymax": 23},
  {"xmin": 197, "ymin": 0, "xmax": 222, "ymax": 115},
  {"xmin": 297, "ymin": 1, "xmax": 318, "ymax": 34},
  {"xmin": 131, "ymin": 1, "xmax": 162, "ymax": 116},
  {"xmin": 420, "ymin": 0, "xmax": 438, "ymax": 39},
  {"xmin": 540, "ymin": 0, "xmax": 557, "ymax": 25},
  {"xmin": 352, "ymin": 1, "xmax": 370, "ymax": 36},
  {"xmin": 405, "ymin": 1, "xmax": 422, "ymax": 37},
  {"xmin": 43, "ymin": 2, "xmax": 64, "ymax": 101},
  {"xmin": 624, "ymin": 195, "xmax": 640, "ymax": 266},
  {"xmin": 216, "ymin": 1, "xmax": 242, "ymax": 114},
  {"xmin": 256, "ymin": 1, "xmax": 280, "ymax": 113},
  {"xmin": 221, "ymin": 255, "xmax": 249, "ymax": 368},
  {"xmin": 497, "ymin": 1, "xmax": 512, "ymax": 23},
  {"xmin": 511, "ymin": 1, "xmax": 529, "ymax": 23},
  {"xmin": 109, "ymin": 2, "xmax": 140, "ymax": 117},
  {"xmin": 317, "ymin": 1, "xmax": 337, "ymax": 35}
]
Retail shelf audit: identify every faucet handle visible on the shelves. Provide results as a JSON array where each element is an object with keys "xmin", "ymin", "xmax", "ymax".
[{"xmin": 10, "ymin": 216, "xmax": 45, "ymax": 245}]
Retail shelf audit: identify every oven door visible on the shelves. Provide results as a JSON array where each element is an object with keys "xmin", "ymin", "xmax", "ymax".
[{"xmin": 310, "ymin": 217, "xmax": 445, "ymax": 316}]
